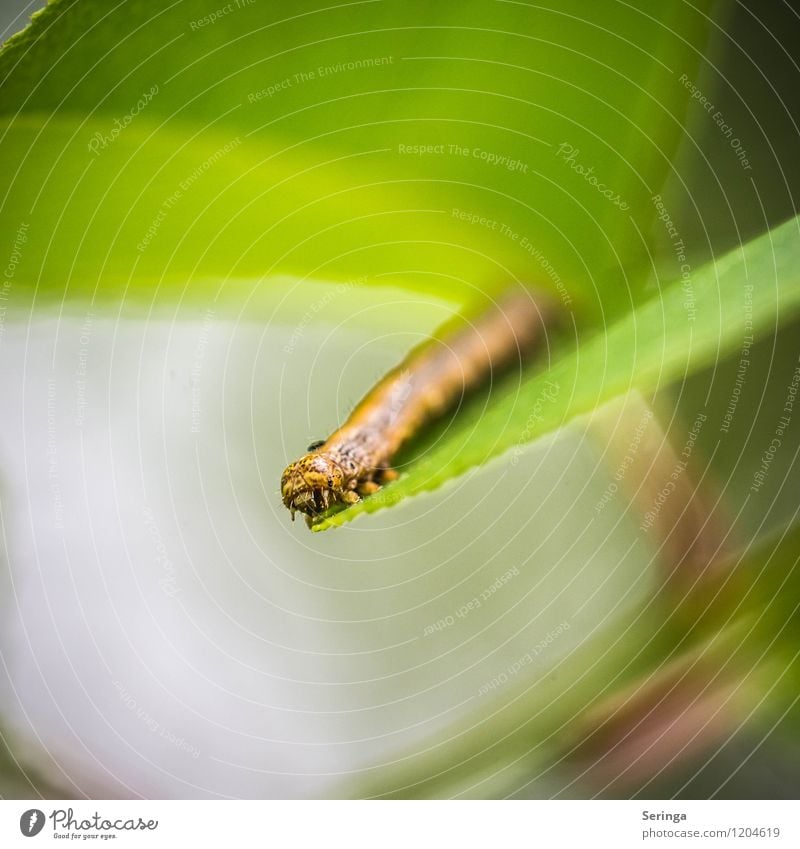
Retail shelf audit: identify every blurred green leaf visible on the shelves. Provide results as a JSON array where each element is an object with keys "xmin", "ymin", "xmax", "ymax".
[{"xmin": 1, "ymin": 0, "xmax": 715, "ymax": 318}]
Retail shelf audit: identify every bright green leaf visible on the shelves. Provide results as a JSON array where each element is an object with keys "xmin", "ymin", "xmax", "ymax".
[
  {"xmin": 314, "ymin": 213, "xmax": 800, "ymax": 529},
  {"xmin": 1, "ymin": 0, "xmax": 716, "ymax": 319}
]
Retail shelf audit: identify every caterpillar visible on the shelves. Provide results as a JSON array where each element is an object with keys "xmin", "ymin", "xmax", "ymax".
[{"xmin": 281, "ymin": 289, "xmax": 555, "ymax": 527}]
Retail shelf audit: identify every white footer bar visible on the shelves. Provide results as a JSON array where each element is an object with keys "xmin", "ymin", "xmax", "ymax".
[{"xmin": 1, "ymin": 799, "xmax": 796, "ymax": 848}]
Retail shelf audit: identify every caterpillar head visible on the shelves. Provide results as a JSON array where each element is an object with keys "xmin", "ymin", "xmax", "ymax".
[{"xmin": 281, "ymin": 451, "xmax": 346, "ymax": 525}]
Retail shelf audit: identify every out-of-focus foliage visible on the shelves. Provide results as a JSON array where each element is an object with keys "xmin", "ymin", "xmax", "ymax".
[
  {"xmin": 0, "ymin": 0, "xmax": 713, "ymax": 317},
  {"xmin": 351, "ymin": 522, "xmax": 800, "ymax": 799}
]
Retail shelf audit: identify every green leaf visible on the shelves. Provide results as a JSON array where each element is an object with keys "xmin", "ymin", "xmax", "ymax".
[
  {"xmin": 0, "ymin": 0, "xmax": 715, "ymax": 319},
  {"xmin": 347, "ymin": 521, "xmax": 800, "ymax": 799},
  {"xmin": 314, "ymin": 213, "xmax": 800, "ymax": 529}
]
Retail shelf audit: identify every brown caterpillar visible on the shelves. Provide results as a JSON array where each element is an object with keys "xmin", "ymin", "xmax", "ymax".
[{"xmin": 281, "ymin": 289, "xmax": 555, "ymax": 527}]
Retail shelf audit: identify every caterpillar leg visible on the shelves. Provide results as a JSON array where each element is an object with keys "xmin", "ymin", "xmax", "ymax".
[
  {"xmin": 353, "ymin": 467, "xmax": 398, "ymax": 498},
  {"xmin": 356, "ymin": 480, "xmax": 381, "ymax": 497}
]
